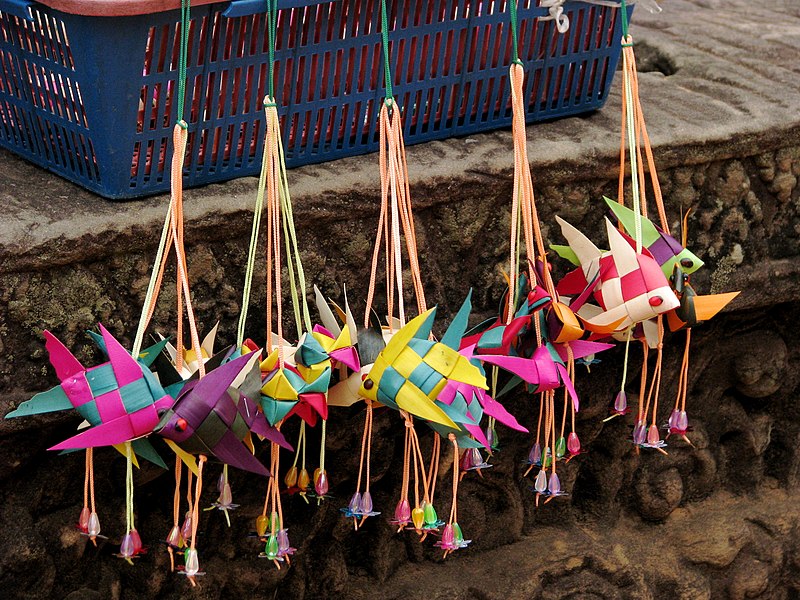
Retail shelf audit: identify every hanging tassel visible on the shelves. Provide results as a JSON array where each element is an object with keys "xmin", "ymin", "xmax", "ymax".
[
  {"xmin": 640, "ymin": 316, "xmax": 668, "ymax": 454},
  {"xmin": 182, "ymin": 454, "xmax": 206, "ymax": 585},
  {"xmin": 436, "ymin": 434, "xmax": 470, "ymax": 557},
  {"xmin": 79, "ymin": 447, "xmax": 102, "ymax": 545},
  {"xmin": 165, "ymin": 456, "xmax": 183, "ymax": 572},
  {"xmin": 668, "ymin": 330, "xmax": 693, "ymax": 446},
  {"xmin": 314, "ymin": 420, "xmax": 329, "ymax": 504},
  {"xmin": 344, "ymin": 401, "xmax": 378, "ymax": 529},
  {"xmin": 205, "ymin": 464, "xmax": 237, "ymax": 527},
  {"xmin": 419, "ymin": 433, "xmax": 442, "ymax": 540},
  {"xmin": 392, "ymin": 421, "xmax": 413, "ymax": 532},
  {"xmin": 525, "ymin": 395, "xmax": 545, "ymax": 478},
  {"xmin": 260, "ymin": 436, "xmax": 295, "ymax": 568}
]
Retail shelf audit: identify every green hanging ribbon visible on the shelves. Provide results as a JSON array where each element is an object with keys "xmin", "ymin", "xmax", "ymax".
[
  {"xmin": 620, "ymin": 0, "xmax": 630, "ymax": 40},
  {"xmin": 379, "ymin": 0, "xmax": 394, "ymax": 102},
  {"xmin": 267, "ymin": 0, "xmax": 278, "ymax": 99},
  {"xmin": 509, "ymin": 0, "xmax": 521, "ymax": 64},
  {"xmin": 176, "ymin": 0, "xmax": 191, "ymax": 124}
]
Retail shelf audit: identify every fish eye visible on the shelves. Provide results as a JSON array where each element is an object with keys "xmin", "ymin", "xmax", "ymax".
[
  {"xmin": 363, "ymin": 379, "xmax": 374, "ymax": 390},
  {"xmin": 157, "ymin": 408, "xmax": 166, "ymax": 418},
  {"xmin": 680, "ymin": 258, "xmax": 694, "ymax": 268},
  {"xmin": 649, "ymin": 296, "xmax": 663, "ymax": 307},
  {"xmin": 174, "ymin": 418, "xmax": 188, "ymax": 433}
]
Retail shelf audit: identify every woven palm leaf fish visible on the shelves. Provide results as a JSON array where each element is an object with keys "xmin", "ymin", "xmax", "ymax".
[
  {"xmin": 359, "ymin": 308, "xmax": 488, "ymax": 429},
  {"xmin": 555, "ymin": 216, "xmax": 679, "ymax": 336},
  {"xmin": 155, "ymin": 352, "xmax": 287, "ymax": 477},
  {"xmin": 8, "ymin": 325, "xmax": 173, "ymax": 462}
]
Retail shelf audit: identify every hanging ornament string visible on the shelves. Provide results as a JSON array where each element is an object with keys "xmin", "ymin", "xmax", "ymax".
[
  {"xmin": 236, "ymin": 118, "xmax": 268, "ymax": 348},
  {"xmin": 616, "ymin": 0, "xmax": 670, "ymax": 453},
  {"xmin": 131, "ymin": 0, "xmax": 191, "ymax": 356},
  {"xmin": 508, "ymin": 1, "xmax": 577, "ymax": 498},
  {"xmin": 619, "ymin": 1, "xmax": 643, "ymax": 251},
  {"xmin": 364, "ymin": 0, "xmax": 426, "ymax": 331},
  {"xmin": 125, "ymin": 441, "xmax": 134, "ymax": 537},
  {"xmin": 360, "ymin": 0, "xmax": 432, "ymax": 546},
  {"xmin": 131, "ymin": 0, "xmax": 204, "ymax": 378},
  {"xmin": 230, "ymin": 0, "xmax": 320, "ymax": 564},
  {"xmin": 185, "ymin": 454, "xmax": 206, "ymax": 585},
  {"xmin": 166, "ymin": 456, "xmax": 183, "ymax": 571},
  {"xmin": 507, "ymin": 0, "xmax": 557, "ymax": 321},
  {"xmin": 616, "ymin": 0, "xmax": 669, "ymax": 237},
  {"xmin": 524, "ymin": 394, "xmax": 545, "ymax": 477},
  {"xmin": 238, "ymin": 0, "xmax": 311, "ymax": 348}
]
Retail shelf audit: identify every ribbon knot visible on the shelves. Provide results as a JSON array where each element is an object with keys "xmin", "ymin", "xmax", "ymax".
[{"xmin": 540, "ymin": 0, "xmax": 570, "ymax": 33}]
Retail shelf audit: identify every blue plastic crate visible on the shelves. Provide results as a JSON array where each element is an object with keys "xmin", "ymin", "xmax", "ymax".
[{"xmin": 0, "ymin": 0, "xmax": 631, "ymax": 199}]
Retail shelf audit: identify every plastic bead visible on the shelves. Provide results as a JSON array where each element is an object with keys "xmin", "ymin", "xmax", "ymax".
[
  {"xmin": 555, "ymin": 436, "xmax": 566, "ymax": 459},
  {"xmin": 184, "ymin": 547, "xmax": 199, "ymax": 576},
  {"xmin": 313, "ymin": 467, "xmax": 321, "ymax": 484},
  {"xmin": 181, "ymin": 512, "xmax": 193, "ymax": 542},
  {"xmin": 676, "ymin": 410, "xmax": 688, "ymax": 432},
  {"xmin": 528, "ymin": 442, "xmax": 542, "ymax": 465},
  {"xmin": 534, "ymin": 469, "xmax": 548, "ymax": 493},
  {"xmin": 284, "ymin": 466, "xmax": 298, "ymax": 488},
  {"xmin": 277, "ymin": 529, "xmax": 291, "ymax": 554},
  {"xmin": 411, "ymin": 507, "xmax": 425, "ymax": 530},
  {"xmin": 441, "ymin": 523, "xmax": 455, "ymax": 547},
  {"xmin": 255, "ymin": 515, "xmax": 269, "ymax": 538},
  {"xmin": 469, "ymin": 447, "xmax": 484, "ymax": 468},
  {"xmin": 633, "ymin": 420, "xmax": 647, "ymax": 445},
  {"xmin": 460, "ymin": 449, "xmax": 473, "ymax": 471},
  {"xmin": 130, "ymin": 529, "xmax": 143, "ymax": 553},
  {"xmin": 166, "ymin": 524, "xmax": 183, "ymax": 548},
  {"xmin": 297, "ymin": 468, "xmax": 310, "ymax": 490},
  {"xmin": 219, "ymin": 482, "xmax": 233, "ymax": 507},
  {"xmin": 567, "ymin": 432, "xmax": 581, "ymax": 455},
  {"xmin": 614, "ymin": 391, "xmax": 628, "ymax": 413},
  {"xmin": 646, "ymin": 424, "xmax": 661, "ymax": 445},
  {"xmin": 120, "ymin": 531, "xmax": 135, "ymax": 558},
  {"xmin": 394, "ymin": 499, "xmax": 411, "ymax": 523},
  {"xmin": 668, "ymin": 408, "xmax": 680, "ymax": 430},
  {"xmin": 453, "ymin": 522, "xmax": 464, "ymax": 545},
  {"xmin": 265, "ymin": 534, "xmax": 279, "ymax": 559},
  {"xmin": 78, "ymin": 507, "xmax": 90, "ymax": 533},
  {"xmin": 423, "ymin": 502, "xmax": 438, "ymax": 526},
  {"xmin": 348, "ymin": 492, "xmax": 362, "ymax": 515},
  {"xmin": 486, "ymin": 425, "xmax": 498, "ymax": 449},
  {"xmin": 360, "ymin": 491, "xmax": 373, "ymax": 514},
  {"xmin": 548, "ymin": 472, "xmax": 561, "ymax": 495},
  {"xmin": 87, "ymin": 512, "xmax": 101, "ymax": 538},
  {"xmin": 315, "ymin": 470, "xmax": 329, "ymax": 496},
  {"xmin": 217, "ymin": 472, "xmax": 226, "ymax": 493}
]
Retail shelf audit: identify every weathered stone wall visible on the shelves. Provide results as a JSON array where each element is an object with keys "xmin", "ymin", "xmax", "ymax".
[
  {"xmin": 1, "ymin": 140, "xmax": 798, "ymax": 600},
  {"xmin": 1, "ymin": 0, "xmax": 799, "ymax": 598}
]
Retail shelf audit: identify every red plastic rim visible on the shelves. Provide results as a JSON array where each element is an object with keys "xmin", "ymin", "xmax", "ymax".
[{"xmin": 34, "ymin": 0, "xmax": 221, "ymax": 17}]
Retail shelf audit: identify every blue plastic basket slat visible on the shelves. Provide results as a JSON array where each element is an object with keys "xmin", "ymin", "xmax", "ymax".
[{"xmin": 0, "ymin": 0, "xmax": 630, "ymax": 198}]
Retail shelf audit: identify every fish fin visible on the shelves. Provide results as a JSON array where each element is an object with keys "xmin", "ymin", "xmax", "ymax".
[
  {"xmin": 213, "ymin": 430, "xmax": 271, "ymax": 477},
  {"xmin": 395, "ymin": 382, "xmax": 458, "ymax": 429},
  {"xmin": 164, "ymin": 439, "xmax": 198, "ymax": 476},
  {"xmin": 50, "ymin": 417, "xmax": 136, "ymax": 450}
]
